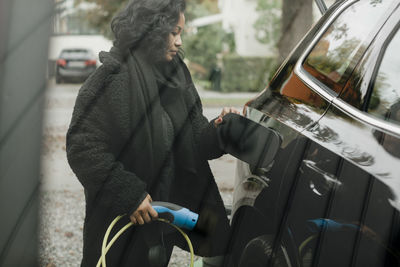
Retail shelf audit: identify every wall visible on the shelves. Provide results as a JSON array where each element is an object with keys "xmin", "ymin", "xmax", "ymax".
[
  {"xmin": 0, "ymin": 0, "xmax": 52, "ymax": 266},
  {"xmin": 220, "ymin": 0, "xmax": 276, "ymax": 57}
]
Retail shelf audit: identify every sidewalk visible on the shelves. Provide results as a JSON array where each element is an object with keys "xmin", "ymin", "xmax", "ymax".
[
  {"xmin": 197, "ymin": 86, "xmax": 259, "ymax": 100},
  {"xmin": 197, "ymin": 87, "xmax": 259, "ymax": 108}
]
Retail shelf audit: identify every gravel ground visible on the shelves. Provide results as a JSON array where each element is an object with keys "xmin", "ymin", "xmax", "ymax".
[
  {"xmin": 39, "ymin": 189, "xmax": 233, "ymax": 267},
  {"xmin": 39, "ymin": 190, "xmax": 85, "ymax": 267}
]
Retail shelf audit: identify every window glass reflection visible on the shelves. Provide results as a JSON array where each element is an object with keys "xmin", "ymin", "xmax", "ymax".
[
  {"xmin": 303, "ymin": 0, "xmax": 394, "ymax": 94},
  {"xmin": 369, "ymin": 27, "xmax": 400, "ymax": 159},
  {"xmin": 368, "ymin": 27, "xmax": 400, "ymax": 126}
]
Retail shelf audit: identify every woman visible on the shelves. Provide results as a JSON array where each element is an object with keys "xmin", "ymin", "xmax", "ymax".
[{"xmin": 66, "ymin": 0, "xmax": 237, "ymax": 266}]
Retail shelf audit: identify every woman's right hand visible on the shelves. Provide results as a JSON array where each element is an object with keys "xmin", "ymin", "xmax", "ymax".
[
  {"xmin": 130, "ymin": 194, "xmax": 158, "ymax": 225},
  {"xmin": 214, "ymin": 106, "xmax": 241, "ymax": 127}
]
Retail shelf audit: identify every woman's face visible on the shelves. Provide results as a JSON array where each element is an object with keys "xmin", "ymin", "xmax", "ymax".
[{"xmin": 165, "ymin": 12, "xmax": 185, "ymax": 61}]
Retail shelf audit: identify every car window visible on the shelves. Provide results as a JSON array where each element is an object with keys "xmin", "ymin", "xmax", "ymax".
[
  {"xmin": 303, "ymin": 0, "xmax": 395, "ymax": 95},
  {"xmin": 368, "ymin": 26, "xmax": 400, "ymax": 126},
  {"xmin": 60, "ymin": 49, "xmax": 91, "ymax": 58}
]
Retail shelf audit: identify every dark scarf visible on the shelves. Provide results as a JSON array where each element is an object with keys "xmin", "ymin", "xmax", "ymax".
[{"xmin": 124, "ymin": 49, "xmax": 197, "ymax": 198}]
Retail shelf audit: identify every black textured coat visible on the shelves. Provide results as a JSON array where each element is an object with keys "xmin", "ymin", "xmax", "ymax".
[{"xmin": 66, "ymin": 49, "xmax": 230, "ymax": 266}]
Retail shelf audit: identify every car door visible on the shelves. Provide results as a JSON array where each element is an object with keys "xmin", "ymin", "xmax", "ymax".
[
  {"xmin": 229, "ymin": 1, "xmax": 400, "ymax": 266},
  {"xmin": 305, "ymin": 8, "xmax": 400, "ymax": 266},
  {"xmin": 273, "ymin": 2, "xmax": 400, "ymax": 266}
]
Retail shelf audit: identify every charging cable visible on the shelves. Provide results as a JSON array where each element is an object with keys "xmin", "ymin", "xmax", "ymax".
[{"xmin": 96, "ymin": 215, "xmax": 195, "ymax": 267}]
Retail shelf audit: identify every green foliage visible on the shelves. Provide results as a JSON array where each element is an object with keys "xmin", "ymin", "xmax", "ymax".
[
  {"xmin": 184, "ymin": 23, "xmax": 228, "ymax": 76},
  {"xmin": 74, "ymin": 0, "xmax": 231, "ymax": 69},
  {"xmin": 74, "ymin": 0, "xmax": 128, "ymax": 39},
  {"xmin": 253, "ymin": 0, "xmax": 281, "ymax": 46},
  {"xmin": 306, "ymin": 36, "xmax": 360, "ymax": 82},
  {"xmin": 368, "ymin": 88, "xmax": 381, "ymax": 112},
  {"xmin": 221, "ymin": 54, "xmax": 276, "ymax": 92},
  {"xmin": 185, "ymin": 0, "xmax": 210, "ymax": 20},
  {"xmin": 75, "ymin": 0, "xmax": 235, "ymax": 85},
  {"xmin": 186, "ymin": 0, "xmax": 219, "ymax": 20},
  {"xmin": 184, "ymin": 0, "xmax": 234, "ymax": 79}
]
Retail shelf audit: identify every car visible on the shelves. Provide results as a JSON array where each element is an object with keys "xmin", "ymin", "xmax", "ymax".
[
  {"xmin": 226, "ymin": 0, "xmax": 400, "ymax": 266},
  {"xmin": 55, "ymin": 48, "xmax": 97, "ymax": 83}
]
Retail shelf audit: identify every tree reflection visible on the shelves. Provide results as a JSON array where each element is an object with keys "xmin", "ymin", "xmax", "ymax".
[
  {"xmin": 373, "ymin": 102, "xmax": 400, "ymax": 159},
  {"xmin": 309, "ymin": 121, "xmax": 375, "ymax": 166},
  {"xmin": 338, "ymin": 49, "xmax": 384, "ymax": 110},
  {"xmin": 370, "ymin": 0, "xmax": 383, "ymax": 7},
  {"xmin": 305, "ymin": 21, "xmax": 360, "ymax": 85}
]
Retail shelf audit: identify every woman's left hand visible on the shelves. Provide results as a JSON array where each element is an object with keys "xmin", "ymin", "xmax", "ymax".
[{"xmin": 214, "ymin": 107, "xmax": 241, "ymax": 127}]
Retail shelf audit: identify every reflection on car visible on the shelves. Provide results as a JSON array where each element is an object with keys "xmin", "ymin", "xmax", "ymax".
[
  {"xmin": 55, "ymin": 48, "xmax": 97, "ymax": 84},
  {"xmin": 227, "ymin": 1, "xmax": 400, "ymax": 266}
]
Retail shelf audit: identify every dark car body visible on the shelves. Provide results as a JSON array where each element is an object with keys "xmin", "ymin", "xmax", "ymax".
[
  {"xmin": 55, "ymin": 48, "xmax": 97, "ymax": 83},
  {"xmin": 228, "ymin": 1, "xmax": 400, "ymax": 266}
]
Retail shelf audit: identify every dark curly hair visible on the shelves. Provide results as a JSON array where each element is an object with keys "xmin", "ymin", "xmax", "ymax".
[{"xmin": 111, "ymin": 0, "xmax": 186, "ymax": 60}]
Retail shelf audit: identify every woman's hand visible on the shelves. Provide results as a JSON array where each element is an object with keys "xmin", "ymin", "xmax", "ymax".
[
  {"xmin": 214, "ymin": 107, "xmax": 241, "ymax": 127},
  {"xmin": 130, "ymin": 194, "xmax": 158, "ymax": 225}
]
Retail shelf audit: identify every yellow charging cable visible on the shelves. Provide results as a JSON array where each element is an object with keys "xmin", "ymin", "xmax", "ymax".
[{"xmin": 96, "ymin": 215, "xmax": 195, "ymax": 267}]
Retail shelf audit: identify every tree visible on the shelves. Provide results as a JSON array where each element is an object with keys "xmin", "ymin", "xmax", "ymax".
[
  {"xmin": 254, "ymin": 0, "xmax": 313, "ymax": 65},
  {"xmin": 74, "ymin": 0, "xmax": 220, "ymax": 39},
  {"xmin": 183, "ymin": 0, "xmax": 233, "ymax": 79},
  {"xmin": 74, "ymin": 0, "xmax": 128, "ymax": 39},
  {"xmin": 184, "ymin": 23, "xmax": 228, "ymax": 74},
  {"xmin": 74, "ymin": 0, "xmax": 232, "ymax": 80},
  {"xmin": 278, "ymin": 0, "xmax": 313, "ymax": 63},
  {"xmin": 253, "ymin": 0, "xmax": 281, "ymax": 46}
]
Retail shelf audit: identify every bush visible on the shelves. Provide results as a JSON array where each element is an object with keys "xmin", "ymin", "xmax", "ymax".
[
  {"xmin": 221, "ymin": 54, "xmax": 276, "ymax": 92},
  {"xmin": 184, "ymin": 23, "xmax": 231, "ymax": 80}
]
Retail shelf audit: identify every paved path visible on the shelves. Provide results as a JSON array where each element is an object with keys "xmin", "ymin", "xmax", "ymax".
[{"xmin": 197, "ymin": 86, "xmax": 258, "ymax": 99}]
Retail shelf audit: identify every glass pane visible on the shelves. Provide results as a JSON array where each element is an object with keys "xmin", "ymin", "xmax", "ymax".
[
  {"xmin": 303, "ymin": 0, "xmax": 395, "ymax": 94},
  {"xmin": 61, "ymin": 49, "xmax": 91, "ymax": 58},
  {"xmin": 368, "ymin": 27, "xmax": 400, "ymax": 126}
]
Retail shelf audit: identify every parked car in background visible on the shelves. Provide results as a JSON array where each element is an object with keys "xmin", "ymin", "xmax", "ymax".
[
  {"xmin": 227, "ymin": 0, "xmax": 400, "ymax": 266},
  {"xmin": 55, "ymin": 48, "xmax": 97, "ymax": 83}
]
